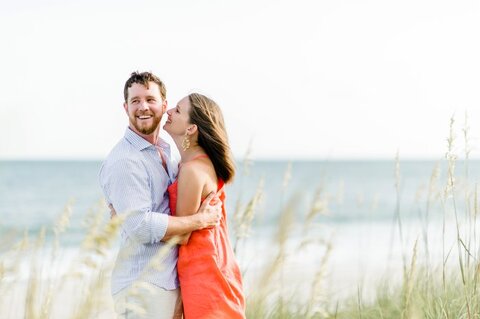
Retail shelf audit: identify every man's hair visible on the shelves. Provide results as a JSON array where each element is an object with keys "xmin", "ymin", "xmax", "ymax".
[{"xmin": 123, "ymin": 71, "xmax": 167, "ymax": 102}]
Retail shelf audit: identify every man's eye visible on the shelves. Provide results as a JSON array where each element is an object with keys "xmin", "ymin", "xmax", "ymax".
[
  {"xmin": 148, "ymin": 98, "xmax": 155, "ymax": 102},
  {"xmin": 132, "ymin": 100, "xmax": 139, "ymax": 104}
]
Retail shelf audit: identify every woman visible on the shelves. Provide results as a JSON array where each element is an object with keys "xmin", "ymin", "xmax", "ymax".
[{"xmin": 164, "ymin": 93, "xmax": 246, "ymax": 319}]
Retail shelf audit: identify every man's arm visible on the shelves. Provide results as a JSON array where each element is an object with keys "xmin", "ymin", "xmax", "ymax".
[
  {"xmin": 100, "ymin": 159, "xmax": 169, "ymax": 244},
  {"xmin": 102, "ymin": 159, "xmax": 222, "ymax": 244},
  {"xmin": 108, "ymin": 192, "xmax": 221, "ymax": 242}
]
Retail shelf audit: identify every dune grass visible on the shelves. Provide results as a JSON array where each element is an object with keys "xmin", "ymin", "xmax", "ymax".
[
  {"xmin": 331, "ymin": 114, "xmax": 480, "ymax": 319},
  {"xmin": 2, "ymin": 114, "xmax": 480, "ymax": 318}
]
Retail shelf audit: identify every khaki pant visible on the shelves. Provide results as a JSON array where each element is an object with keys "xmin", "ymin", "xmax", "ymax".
[{"xmin": 113, "ymin": 283, "xmax": 180, "ymax": 319}]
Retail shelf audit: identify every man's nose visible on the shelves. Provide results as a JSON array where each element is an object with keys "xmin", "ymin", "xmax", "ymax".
[{"xmin": 139, "ymin": 100, "xmax": 149, "ymax": 110}]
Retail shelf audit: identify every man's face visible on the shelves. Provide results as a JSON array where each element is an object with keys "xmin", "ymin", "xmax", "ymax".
[{"xmin": 124, "ymin": 82, "xmax": 166, "ymax": 136}]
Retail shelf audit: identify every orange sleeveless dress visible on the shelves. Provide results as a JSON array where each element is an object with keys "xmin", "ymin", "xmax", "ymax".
[{"xmin": 167, "ymin": 155, "xmax": 246, "ymax": 319}]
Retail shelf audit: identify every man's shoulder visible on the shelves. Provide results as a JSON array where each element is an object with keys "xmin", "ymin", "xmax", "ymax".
[
  {"xmin": 104, "ymin": 138, "xmax": 140, "ymax": 163},
  {"xmin": 100, "ymin": 138, "xmax": 146, "ymax": 177}
]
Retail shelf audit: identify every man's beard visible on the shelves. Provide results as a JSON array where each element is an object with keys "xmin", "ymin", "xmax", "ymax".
[{"xmin": 130, "ymin": 114, "xmax": 162, "ymax": 135}]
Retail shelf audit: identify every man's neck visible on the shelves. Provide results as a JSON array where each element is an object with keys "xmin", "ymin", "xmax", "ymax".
[{"xmin": 129, "ymin": 126, "xmax": 160, "ymax": 145}]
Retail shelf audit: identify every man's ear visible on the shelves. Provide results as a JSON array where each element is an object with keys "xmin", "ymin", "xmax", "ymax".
[
  {"xmin": 162, "ymin": 99, "xmax": 168, "ymax": 114},
  {"xmin": 123, "ymin": 102, "xmax": 128, "ymax": 114}
]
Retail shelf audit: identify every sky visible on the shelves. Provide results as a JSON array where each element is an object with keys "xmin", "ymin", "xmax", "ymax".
[{"xmin": 1, "ymin": 0, "xmax": 480, "ymax": 160}]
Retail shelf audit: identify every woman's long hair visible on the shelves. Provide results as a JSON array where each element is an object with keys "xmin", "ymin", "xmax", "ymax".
[{"xmin": 188, "ymin": 93, "xmax": 235, "ymax": 183}]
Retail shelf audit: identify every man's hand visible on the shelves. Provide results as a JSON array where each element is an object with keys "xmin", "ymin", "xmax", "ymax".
[
  {"xmin": 109, "ymin": 203, "xmax": 117, "ymax": 219},
  {"xmin": 197, "ymin": 192, "xmax": 222, "ymax": 229},
  {"xmin": 162, "ymin": 191, "xmax": 223, "ymax": 242}
]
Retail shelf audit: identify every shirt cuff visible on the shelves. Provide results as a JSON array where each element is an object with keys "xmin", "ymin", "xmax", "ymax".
[{"xmin": 149, "ymin": 212, "xmax": 169, "ymax": 243}]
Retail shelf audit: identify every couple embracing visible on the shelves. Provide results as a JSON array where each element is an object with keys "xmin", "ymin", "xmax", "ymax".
[{"xmin": 99, "ymin": 72, "xmax": 245, "ymax": 319}]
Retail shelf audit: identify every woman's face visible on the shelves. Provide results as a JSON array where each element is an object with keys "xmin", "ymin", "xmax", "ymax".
[{"xmin": 164, "ymin": 96, "xmax": 192, "ymax": 136}]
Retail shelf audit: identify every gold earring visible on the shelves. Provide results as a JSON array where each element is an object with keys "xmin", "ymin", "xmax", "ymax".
[{"xmin": 182, "ymin": 133, "xmax": 191, "ymax": 151}]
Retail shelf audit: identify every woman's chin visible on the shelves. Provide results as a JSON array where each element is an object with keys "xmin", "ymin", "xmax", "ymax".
[{"xmin": 163, "ymin": 125, "xmax": 175, "ymax": 138}]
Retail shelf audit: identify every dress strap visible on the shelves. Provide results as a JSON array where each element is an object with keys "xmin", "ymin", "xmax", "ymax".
[{"xmin": 190, "ymin": 154, "xmax": 209, "ymax": 161}]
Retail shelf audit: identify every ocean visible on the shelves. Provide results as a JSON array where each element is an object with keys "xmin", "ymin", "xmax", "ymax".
[{"xmin": 0, "ymin": 159, "xmax": 477, "ymax": 243}]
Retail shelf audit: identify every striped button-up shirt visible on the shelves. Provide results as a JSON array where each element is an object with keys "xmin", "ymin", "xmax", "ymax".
[{"xmin": 99, "ymin": 127, "xmax": 179, "ymax": 294}]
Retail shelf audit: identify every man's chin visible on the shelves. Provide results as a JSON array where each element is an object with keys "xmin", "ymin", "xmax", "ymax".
[
  {"xmin": 139, "ymin": 127, "xmax": 157, "ymax": 135},
  {"xmin": 134, "ymin": 121, "xmax": 160, "ymax": 135},
  {"xmin": 131, "ymin": 123, "xmax": 154, "ymax": 135}
]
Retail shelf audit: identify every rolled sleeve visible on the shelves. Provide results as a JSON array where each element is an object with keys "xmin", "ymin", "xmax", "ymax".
[{"xmin": 100, "ymin": 158, "xmax": 169, "ymax": 244}]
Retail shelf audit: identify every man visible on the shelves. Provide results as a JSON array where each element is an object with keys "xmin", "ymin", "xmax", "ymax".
[{"xmin": 99, "ymin": 71, "xmax": 221, "ymax": 319}]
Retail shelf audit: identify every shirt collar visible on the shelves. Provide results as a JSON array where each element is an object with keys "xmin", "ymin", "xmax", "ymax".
[
  {"xmin": 157, "ymin": 138, "xmax": 171, "ymax": 157},
  {"xmin": 124, "ymin": 127, "xmax": 171, "ymax": 155}
]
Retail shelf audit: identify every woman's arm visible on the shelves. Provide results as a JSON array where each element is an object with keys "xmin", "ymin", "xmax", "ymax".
[{"xmin": 175, "ymin": 163, "xmax": 205, "ymax": 245}]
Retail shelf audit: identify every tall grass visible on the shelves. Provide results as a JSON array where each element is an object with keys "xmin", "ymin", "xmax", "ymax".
[
  {"xmin": 3, "ymin": 115, "xmax": 480, "ymax": 318},
  {"xmin": 333, "ymin": 113, "xmax": 480, "ymax": 319}
]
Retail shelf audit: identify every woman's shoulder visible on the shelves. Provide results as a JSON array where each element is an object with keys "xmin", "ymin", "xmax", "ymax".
[
  {"xmin": 178, "ymin": 158, "xmax": 210, "ymax": 180},
  {"xmin": 183, "ymin": 157, "xmax": 218, "ymax": 184},
  {"xmin": 181, "ymin": 154, "xmax": 212, "ymax": 170}
]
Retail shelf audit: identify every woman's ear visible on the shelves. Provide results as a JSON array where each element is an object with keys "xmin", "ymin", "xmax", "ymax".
[{"xmin": 187, "ymin": 124, "xmax": 198, "ymax": 135}]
